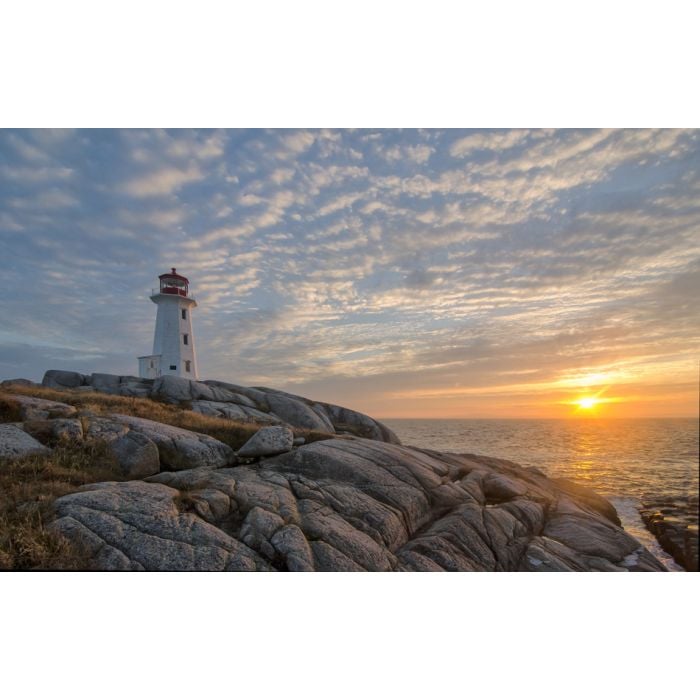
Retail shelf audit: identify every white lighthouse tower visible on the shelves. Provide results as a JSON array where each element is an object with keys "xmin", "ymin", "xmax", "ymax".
[{"xmin": 138, "ymin": 268, "xmax": 199, "ymax": 380}]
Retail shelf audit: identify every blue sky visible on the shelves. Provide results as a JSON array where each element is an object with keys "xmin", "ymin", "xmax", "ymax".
[{"xmin": 1, "ymin": 129, "xmax": 698, "ymax": 417}]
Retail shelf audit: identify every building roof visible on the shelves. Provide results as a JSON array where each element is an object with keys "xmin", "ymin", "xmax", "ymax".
[{"xmin": 158, "ymin": 267, "xmax": 189, "ymax": 283}]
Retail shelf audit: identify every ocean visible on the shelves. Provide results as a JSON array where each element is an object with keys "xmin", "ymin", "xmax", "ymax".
[{"xmin": 382, "ymin": 418, "xmax": 699, "ymax": 571}]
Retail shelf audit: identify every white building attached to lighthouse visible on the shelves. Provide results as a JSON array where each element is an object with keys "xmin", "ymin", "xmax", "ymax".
[{"xmin": 138, "ymin": 268, "xmax": 199, "ymax": 380}]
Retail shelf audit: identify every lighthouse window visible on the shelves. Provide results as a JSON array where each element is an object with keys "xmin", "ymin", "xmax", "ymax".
[
  {"xmin": 181, "ymin": 309, "xmax": 187, "ymax": 320},
  {"xmin": 183, "ymin": 334, "xmax": 189, "ymax": 345},
  {"xmin": 185, "ymin": 360, "xmax": 191, "ymax": 373}
]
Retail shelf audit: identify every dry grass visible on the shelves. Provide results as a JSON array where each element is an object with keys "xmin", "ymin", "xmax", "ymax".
[
  {"xmin": 0, "ymin": 441, "xmax": 125, "ymax": 570},
  {"xmin": 0, "ymin": 396, "xmax": 23, "ymax": 423}
]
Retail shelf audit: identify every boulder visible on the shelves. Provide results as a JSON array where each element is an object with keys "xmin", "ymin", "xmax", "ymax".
[
  {"xmin": 119, "ymin": 376, "xmax": 154, "ymax": 398},
  {"xmin": 108, "ymin": 432, "xmax": 160, "ymax": 478},
  {"xmin": 109, "ymin": 414, "xmax": 235, "ymax": 469},
  {"xmin": 0, "ymin": 424, "xmax": 51, "ymax": 459},
  {"xmin": 0, "ymin": 378, "xmax": 36, "ymax": 388},
  {"xmin": 89, "ymin": 373, "xmax": 122, "ymax": 393},
  {"xmin": 84, "ymin": 372, "xmax": 152, "ymax": 398},
  {"xmin": 150, "ymin": 375, "xmax": 196, "ymax": 403},
  {"xmin": 6, "ymin": 395, "xmax": 78, "ymax": 420},
  {"xmin": 42, "ymin": 370, "xmax": 86, "ymax": 389},
  {"xmin": 237, "ymin": 426, "xmax": 294, "ymax": 458}
]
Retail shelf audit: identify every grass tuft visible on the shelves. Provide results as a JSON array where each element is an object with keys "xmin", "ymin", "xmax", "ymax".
[
  {"xmin": 0, "ymin": 441, "xmax": 124, "ymax": 570},
  {"xmin": 0, "ymin": 395, "xmax": 23, "ymax": 423}
]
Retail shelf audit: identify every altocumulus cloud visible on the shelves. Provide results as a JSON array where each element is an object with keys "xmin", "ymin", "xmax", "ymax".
[{"xmin": 1, "ymin": 128, "xmax": 698, "ymax": 417}]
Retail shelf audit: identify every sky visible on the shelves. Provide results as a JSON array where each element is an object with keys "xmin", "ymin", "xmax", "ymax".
[{"xmin": 1, "ymin": 128, "xmax": 698, "ymax": 418}]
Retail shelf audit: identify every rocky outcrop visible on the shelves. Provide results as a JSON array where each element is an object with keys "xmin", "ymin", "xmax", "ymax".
[
  {"xmin": 0, "ymin": 378, "xmax": 36, "ymax": 388},
  {"xmin": 7, "ymin": 394, "xmax": 78, "ymax": 420},
  {"xmin": 42, "ymin": 370, "xmax": 87, "ymax": 389},
  {"xmin": 2, "ymin": 376, "xmax": 676, "ymax": 572},
  {"xmin": 0, "ymin": 390, "xmax": 235, "ymax": 475},
  {"xmin": 49, "ymin": 436, "xmax": 666, "ymax": 572},
  {"xmin": 640, "ymin": 496, "xmax": 699, "ymax": 572},
  {"xmin": 42, "ymin": 370, "xmax": 154, "ymax": 398},
  {"xmin": 0, "ymin": 423, "xmax": 51, "ymax": 458},
  {"xmin": 40, "ymin": 370, "xmax": 400, "ymax": 444}
]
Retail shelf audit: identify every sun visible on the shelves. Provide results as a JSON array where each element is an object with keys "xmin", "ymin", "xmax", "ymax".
[
  {"xmin": 562, "ymin": 387, "xmax": 622, "ymax": 415},
  {"xmin": 576, "ymin": 396, "xmax": 599, "ymax": 410}
]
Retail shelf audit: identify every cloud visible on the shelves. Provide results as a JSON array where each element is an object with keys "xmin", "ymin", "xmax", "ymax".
[
  {"xmin": 383, "ymin": 144, "xmax": 434, "ymax": 164},
  {"xmin": 277, "ymin": 131, "xmax": 316, "ymax": 157},
  {"xmin": 450, "ymin": 129, "xmax": 533, "ymax": 157},
  {"xmin": 1, "ymin": 128, "xmax": 698, "ymax": 418},
  {"xmin": 122, "ymin": 164, "xmax": 204, "ymax": 197}
]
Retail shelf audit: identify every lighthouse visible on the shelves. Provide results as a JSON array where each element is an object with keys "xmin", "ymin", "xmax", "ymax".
[{"xmin": 138, "ymin": 268, "xmax": 199, "ymax": 380}]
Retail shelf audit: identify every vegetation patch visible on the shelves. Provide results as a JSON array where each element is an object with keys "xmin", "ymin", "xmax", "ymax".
[
  {"xmin": 0, "ymin": 441, "xmax": 124, "ymax": 570},
  {"xmin": 0, "ymin": 395, "xmax": 23, "ymax": 423}
]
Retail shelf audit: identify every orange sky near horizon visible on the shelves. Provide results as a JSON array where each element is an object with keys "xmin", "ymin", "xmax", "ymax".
[{"xmin": 332, "ymin": 368, "xmax": 700, "ymax": 420}]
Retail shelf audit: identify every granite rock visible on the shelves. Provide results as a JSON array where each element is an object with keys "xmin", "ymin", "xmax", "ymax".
[
  {"xmin": 5, "ymin": 394, "xmax": 78, "ymax": 420},
  {"xmin": 109, "ymin": 414, "xmax": 235, "ymax": 469},
  {"xmin": 191, "ymin": 400, "xmax": 283, "ymax": 425},
  {"xmin": 108, "ymin": 432, "xmax": 161, "ymax": 479},
  {"xmin": 42, "ymin": 370, "xmax": 86, "ymax": 389},
  {"xmin": 49, "ymin": 434, "xmax": 667, "ymax": 572},
  {"xmin": 0, "ymin": 424, "xmax": 51, "ymax": 459},
  {"xmin": 237, "ymin": 426, "xmax": 294, "ymax": 458},
  {"xmin": 50, "ymin": 481, "xmax": 270, "ymax": 571},
  {"xmin": 39, "ymin": 370, "xmax": 401, "ymax": 444},
  {"xmin": 0, "ymin": 378, "xmax": 36, "ymax": 388}
]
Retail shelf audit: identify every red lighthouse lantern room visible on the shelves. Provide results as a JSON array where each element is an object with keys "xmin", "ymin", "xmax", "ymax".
[{"xmin": 159, "ymin": 268, "xmax": 190, "ymax": 297}]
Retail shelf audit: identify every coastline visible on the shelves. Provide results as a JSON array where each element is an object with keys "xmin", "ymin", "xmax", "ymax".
[
  {"xmin": 384, "ymin": 417, "xmax": 699, "ymax": 572},
  {"xmin": 0, "ymin": 373, "xmax": 677, "ymax": 572}
]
